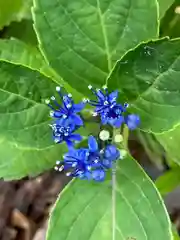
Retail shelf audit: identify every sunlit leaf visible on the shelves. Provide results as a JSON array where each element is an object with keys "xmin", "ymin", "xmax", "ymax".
[
  {"xmin": 47, "ymin": 155, "xmax": 172, "ymax": 240},
  {"xmin": 108, "ymin": 38, "xmax": 180, "ymax": 133},
  {"xmin": 0, "ymin": 61, "xmax": 65, "ymax": 180},
  {"xmin": 32, "ymin": 0, "xmax": 158, "ymax": 95}
]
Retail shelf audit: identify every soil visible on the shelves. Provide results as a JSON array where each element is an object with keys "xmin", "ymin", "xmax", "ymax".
[{"xmin": 0, "ymin": 171, "xmax": 69, "ymax": 240}]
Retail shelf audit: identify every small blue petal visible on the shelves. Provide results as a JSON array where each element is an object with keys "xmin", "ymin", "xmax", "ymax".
[
  {"xmin": 101, "ymin": 116, "xmax": 108, "ymax": 125},
  {"xmin": 88, "ymin": 136, "xmax": 98, "ymax": 152},
  {"xmin": 84, "ymin": 171, "xmax": 93, "ymax": 180},
  {"xmin": 71, "ymin": 114, "xmax": 84, "ymax": 126},
  {"xmin": 96, "ymin": 89, "xmax": 105, "ymax": 100},
  {"xmin": 109, "ymin": 90, "xmax": 118, "ymax": 102},
  {"xmin": 125, "ymin": 114, "xmax": 140, "ymax": 130},
  {"xmin": 52, "ymin": 111, "xmax": 63, "ymax": 118},
  {"xmin": 63, "ymin": 95, "xmax": 72, "ymax": 107},
  {"xmin": 78, "ymin": 171, "xmax": 92, "ymax": 180},
  {"xmin": 73, "ymin": 102, "xmax": 85, "ymax": 113},
  {"xmin": 78, "ymin": 149, "xmax": 89, "ymax": 160},
  {"xmin": 104, "ymin": 145, "xmax": 120, "ymax": 161},
  {"xmin": 66, "ymin": 140, "xmax": 74, "ymax": 149},
  {"xmin": 78, "ymin": 173, "xmax": 86, "ymax": 180},
  {"xmin": 92, "ymin": 169, "xmax": 105, "ymax": 182},
  {"xmin": 102, "ymin": 159, "xmax": 112, "ymax": 168},
  {"xmin": 69, "ymin": 134, "xmax": 82, "ymax": 142},
  {"xmin": 105, "ymin": 145, "xmax": 116, "ymax": 158},
  {"xmin": 109, "ymin": 116, "xmax": 124, "ymax": 128}
]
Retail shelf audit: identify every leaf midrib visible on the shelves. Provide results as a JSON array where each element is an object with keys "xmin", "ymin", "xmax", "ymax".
[
  {"xmin": 133, "ymin": 48, "xmax": 180, "ymax": 106},
  {"xmin": 0, "ymin": 85, "xmax": 44, "ymax": 106},
  {"xmin": 96, "ymin": 0, "xmax": 112, "ymax": 72},
  {"xmin": 117, "ymin": 165, "xmax": 172, "ymax": 238}
]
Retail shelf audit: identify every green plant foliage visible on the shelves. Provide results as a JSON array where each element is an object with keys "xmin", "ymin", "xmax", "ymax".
[
  {"xmin": 47, "ymin": 155, "xmax": 172, "ymax": 240},
  {"xmin": 0, "ymin": 38, "xmax": 55, "ymax": 78},
  {"xmin": 156, "ymin": 167, "xmax": 180, "ymax": 196},
  {"xmin": 108, "ymin": 38, "xmax": 180, "ymax": 133},
  {"xmin": 0, "ymin": 0, "xmax": 177, "ymax": 238},
  {"xmin": 157, "ymin": 0, "xmax": 175, "ymax": 19},
  {"xmin": 160, "ymin": 0, "xmax": 180, "ymax": 38},
  {"xmin": 0, "ymin": 0, "xmax": 32, "ymax": 30},
  {"xmin": 32, "ymin": 0, "xmax": 158, "ymax": 95},
  {"xmin": 173, "ymin": 228, "xmax": 180, "ymax": 240},
  {"xmin": 156, "ymin": 125, "xmax": 180, "ymax": 163},
  {"xmin": 3, "ymin": 20, "xmax": 38, "ymax": 45},
  {"xmin": 0, "ymin": 61, "xmax": 66, "ymax": 180},
  {"xmin": 0, "ymin": 38, "xmax": 83, "ymax": 101}
]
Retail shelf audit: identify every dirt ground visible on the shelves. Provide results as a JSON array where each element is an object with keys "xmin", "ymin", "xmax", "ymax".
[{"xmin": 0, "ymin": 171, "xmax": 69, "ymax": 240}]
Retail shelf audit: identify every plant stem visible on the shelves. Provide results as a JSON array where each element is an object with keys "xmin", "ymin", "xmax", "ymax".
[
  {"xmin": 111, "ymin": 128, "xmax": 119, "ymax": 240},
  {"xmin": 112, "ymin": 161, "xmax": 116, "ymax": 240},
  {"xmin": 122, "ymin": 125, "xmax": 129, "ymax": 150}
]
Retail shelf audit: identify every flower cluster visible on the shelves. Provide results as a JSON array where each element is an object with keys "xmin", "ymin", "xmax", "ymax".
[
  {"xmin": 88, "ymin": 85, "xmax": 140, "ymax": 129},
  {"xmin": 47, "ymin": 85, "xmax": 140, "ymax": 182},
  {"xmin": 55, "ymin": 136, "xmax": 120, "ymax": 181},
  {"xmin": 46, "ymin": 86, "xmax": 85, "ymax": 148}
]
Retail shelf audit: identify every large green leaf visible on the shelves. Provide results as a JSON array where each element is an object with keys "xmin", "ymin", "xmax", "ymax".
[
  {"xmin": 4, "ymin": 20, "xmax": 38, "ymax": 46},
  {"xmin": 157, "ymin": 0, "xmax": 174, "ymax": 19},
  {"xmin": 156, "ymin": 125, "xmax": 180, "ymax": 163},
  {"xmin": 0, "ymin": 0, "xmax": 32, "ymax": 29},
  {"xmin": 0, "ymin": 61, "xmax": 66, "ymax": 180},
  {"xmin": 156, "ymin": 167, "xmax": 180, "ymax": 196},
  {"xmin": 0, "ymin": 38, "xmax": 83, "ymax": 100},
  {"xmin": 108, "ymin": 38, "xmax": 180, "ymax": 133},
  {"xmin": 0, "ymin": 38, "xmax": 55, "ymax": 78},
  {"xmin": 32, "ymin": 0, "xmax": 158, "ymax": 95},
  {"xmin": 173, "ymin": 228, "xmax": 180, "ymax": 240},
  {"xmin": 47, "ymin": 156, "xmax": 172, "ymax": 240}
]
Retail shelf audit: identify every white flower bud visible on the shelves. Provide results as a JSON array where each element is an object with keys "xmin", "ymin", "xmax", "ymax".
[
  {"xmin": 56, "ymin": 86, "xmax": 61, "ymax": 92},
  {"xmin": 51, "ymin": 96, "xmax": 55, "ymax": 100},
  {"xmin": 114, "ymin": 134, "xmax": 123, "ymax": 143},
  {"xmin": 92, "ymin": 112, "xmax": 98, "ymax": 117},
  {"xmin": 45, "ymin": 99, "xmax": 50, "ymax": 104},
  {"xmin": 99, "ymin": 130, "xmax": 110, "ymax": 141},
  {"xmin": 66, "ymin": 172, "xmax": 71, "ymax": 176},
  {"xmin": 120, "ymin": 149, "xmax": 127, "ymax": 159}
]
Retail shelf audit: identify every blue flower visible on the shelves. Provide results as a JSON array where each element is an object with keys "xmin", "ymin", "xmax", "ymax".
[
  {"xmin": 125, "ymin": 114, "xmax": 140, "ymax": 130},
  {"xmin": 46, "ymin": 86, "xmax": 85, "ymax": 127},
  {"xmin": 55, "ymin": 136, "xmax": 120, "ymax": 182},
  {"xmin": 88, "ymin": 85, "xmax": 140, "ymax": 129},
  {"xmin": 88, "ymin": 85, "xmax": 128, "ymax": 128},
  {"xmin": 50, "ymin": 119, "xmax": 82, "ymax": 148}
]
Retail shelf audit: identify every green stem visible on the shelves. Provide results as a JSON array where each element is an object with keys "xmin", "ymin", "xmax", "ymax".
[
  {"xmin": 122, "ymin": 125, "xmax": 129, "ymax": 150},
  {"xmin": 111, "ymin": 128, "xmax": 118, "ymax": 240},
  {"xmin": 112, "ymin": 162, "xmax": 116, "ymax": 240}
]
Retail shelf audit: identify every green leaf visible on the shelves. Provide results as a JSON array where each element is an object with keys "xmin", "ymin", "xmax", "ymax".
[
  {"xmin": 156, "ymin": 167, "xmax": 180, "ymax": 196},
  {"xmin": 0, "ymin": 61, "xmax": 66, "ymax": 180},
  {"xmin": 0, "ymin": 0, "xmax": 32, "ymax": 29},
  {"xmin": 173, "ymin": 227, "xmax": 180, "ymax": 240},
  {"xmin": 0, "ymin": 38, "xmax": 54, "ymax": 78},
  {"xmin": 0, "ymin": 38, "xmax": 83, "ymax": 101},
  {"xmin": 3, "ymin": 20, "xmax": 38, "ymax": 46},
  {"xmin": 32, "ymin": 0, "xmax": 158, "ymax": 95},
  {"xmin": 108, "ymin": 38, "xmax": 180, "ymax": 133},
  {"xmin": 156, "ymin": 125, "xmax": 180, "ymax": 163},
  {"xmin": 47, "ymin": 156, "xmax": 172, "ymax": 240},
  {"xmin": 157, "ymin": 0, "xmax": 174, "ymax": 19}
]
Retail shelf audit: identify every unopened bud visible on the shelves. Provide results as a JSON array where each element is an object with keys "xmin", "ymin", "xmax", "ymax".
[
  {"xmin": 99, "ymin": 130, "xmax": 110, "ymax": 141},
  {"xmin": 114, "ymin": 134, "xmax": 123, "ymax": 143}
]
